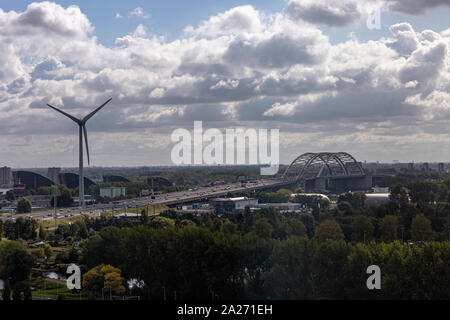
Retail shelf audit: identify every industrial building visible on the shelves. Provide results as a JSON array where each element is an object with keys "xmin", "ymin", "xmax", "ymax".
[
  {"xmin": 13, "ymin": 171, "xmax": 53, "ymax": 189},
  {"xmin": 252, "ymin": 203, "xmax": 309, "ymax": 213},
  {"xmin": 100, "ymin": 187, "xmax": 126, "ymax": 198},
  {"xmin": 209, "ymin": 197, "xmax": 258, "ymax": 213}
]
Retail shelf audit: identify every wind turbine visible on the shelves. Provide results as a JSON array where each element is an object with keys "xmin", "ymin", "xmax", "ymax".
[{"xmin": 46, "ymin": 98, "xmax": 112, "ymax": 208}]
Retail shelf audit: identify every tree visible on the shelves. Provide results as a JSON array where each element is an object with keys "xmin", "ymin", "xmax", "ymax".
[
  {"xmin": 2, "ymin": 248, "xmax": 35, "ymax": 284},
  {"xmin": 411, "ymin": 214, "xmax": 434, "ymax": 241},
  {"xmin": 3, "ymin": 220, "xmax": 16, "ymax": 240},
  {"xmin": 389, "ymin": 183, "xmax": 409, "ymax": 208},
  {"xmin": 2, "ymin": 280, "xmax": 11, "ymax": 300},
  {"xmin": 252, "ymin": 218, "xmax": 273, "ymax": 239},
  {"xmin": 5, "ymin": 190, "xmax": 15, "ymax": 201},
  {"xmin": 0, "ymin": 240, "xmax": 26, "ymax": 266},
  {"xmin": 1, "ymin": 248, "xmax": 35, "ymax": 301},
  {"xmin": 40, "ymin": 244, "xmax": 53, "ymax": 259},
  {"xmin": 259, "ymin": 189, "xmax": 292, "ymax": 203},
  {"xmin": 149, "ymin": 216, "xmax": 175, "ymax": 229},
  {"xmin": 82, "ymin": 264, "xmax": 125, "ymax": 298},
  {"xmin": 16, "ymin": 198, "xmax": 31, "ymax": 214},
  {"xmin": 286, "ymin": 219, "xmax": 307, "ymax": 238},
  {"xmin": 104, "ymin": 271, "xmax": 126, "ymax": 296},
  {"xmin": 408, "ymin": 181, "xmax": 437, "ymax": 205},
  {"xmin": 39, "ymin": 225, "xmax": 48, "ymax": 240},
  {"xmin": 220, "ymin": 221, "xmax": 238, "ymax": 234},
  {"xmin": 338, "ymin": 192, "xmax": 366, "ymax": 210},
  {"xmin": 314, "ymin": 220, "xmax": 344, "ymax": 241},
  {"xmin": 140, "ymin": 209, "xmax": 149, "ymax": 224},
  {"xmin": 67, "ymin": 247, "xmax": 80, "ymax": 263},
  {"xmin": 379, "ymin": 215, "xmax": 398, "ymax": 242},
  {"xmin": 12, "ymin": 285, "xmax": 22, "ymax": 300},
  {"xmin": 351, "ymin": 216, "xmax": 374, "ymax": 243},
  {"xmin": 23, "ymin": 284, "xmax": 32, "ymax": 300},
  {"xmin": 50, "ymin": 185, "xmax": 74, "ymax": 207}
]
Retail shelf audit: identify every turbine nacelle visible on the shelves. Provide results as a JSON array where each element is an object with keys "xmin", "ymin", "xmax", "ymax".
[{"xmin": 46, "ymin": 98, "xmax": 112, "ymax": 165}]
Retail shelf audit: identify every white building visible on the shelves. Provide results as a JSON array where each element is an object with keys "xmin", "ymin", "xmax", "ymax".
[
  {"xmin": 371, "ymin": 187, "xmax": 390, "ymax": 193},
  {"xmin": 100, "ymin": 187, "xmax": 126, "ymax": 198},
  {"xmin": 252, "ymin": 203, "xmax": 309, "ymax": 213},
  {"xmin": 210, "ymin": 197, "xmax": 258, "ymax": 213}
]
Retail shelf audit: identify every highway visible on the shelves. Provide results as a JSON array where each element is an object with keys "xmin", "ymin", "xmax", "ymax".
[{"xmin": 1, "ymin": 178, "xmax": 294, "ymax": 222}]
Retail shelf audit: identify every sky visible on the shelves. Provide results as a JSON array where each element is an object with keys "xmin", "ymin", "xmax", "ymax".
[{"xmin": 0, "ymin": 0, "xmax": 449, "ymax": 168}]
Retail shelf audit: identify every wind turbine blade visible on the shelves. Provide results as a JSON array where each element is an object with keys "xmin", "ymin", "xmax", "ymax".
[
  {"xmin": 47, "ymin": 104, "xmax": 81, "ymax": 124},
  {"xmin": 82, "ymin": 98, "xmax": 112, "ymax": 123},
  {"xmin": 83, "ymin": 125, "xmax": 90, "ymax": 165}
]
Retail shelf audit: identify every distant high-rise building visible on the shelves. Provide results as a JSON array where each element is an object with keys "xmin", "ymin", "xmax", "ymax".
[
  {"xmin": 0, "ymin": 166, "xmax": 13, "ymax": 186},
  {"xmin": 408, "ymin": 162, "xmax": 414, "ymax": 170},
  {"xmin": 47, "ymin": 167, "xmax": 61, "ymax": 184},
  {"xmin": 438, "ymin": 163, "xmax": 444, "ymax": 172},
  {"xmin": 423, "ymin": 162, "xmax": 429, "ymax": 171}
]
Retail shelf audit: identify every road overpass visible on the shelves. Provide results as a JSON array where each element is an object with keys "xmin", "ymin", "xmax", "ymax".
[
  {"xmin": 2, "ymin": 151, "xmax": 367, "ymax": 221},
  {"xmin": 1, "ymin": 177, "xmax": 296, "ymax": 221}
]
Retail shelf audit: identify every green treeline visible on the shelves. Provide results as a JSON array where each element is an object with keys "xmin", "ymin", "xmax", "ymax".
[{"xmin": 80, "ymin": 216, "xmax": 450, "ymax": 300}]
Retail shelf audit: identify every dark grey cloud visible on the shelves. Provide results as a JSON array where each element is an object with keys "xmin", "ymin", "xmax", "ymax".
[
  {"xmin": 383, "ymin": 0, "xmax": 450, "ymax": 15},
  {"xmin": 286, "ymin": 0, "xmax": 362, "ymax": 27},
  {"xmin": 7, "ymin": 77, "xmax": 27, "ymax": 94},
  {"xmin": 224, "ymin": 33, "xmax": 325, "ymax": 68}
]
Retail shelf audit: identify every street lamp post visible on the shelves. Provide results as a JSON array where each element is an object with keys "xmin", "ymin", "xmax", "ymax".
[{"xmin": 162, "ymin": 286, "xmax": 166, "ymax": 300}]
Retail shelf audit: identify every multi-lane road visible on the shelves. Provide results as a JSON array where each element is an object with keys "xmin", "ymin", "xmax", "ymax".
[{"xmin": 1, "ymin": 178, "xmax": 294, "ymax": 222}]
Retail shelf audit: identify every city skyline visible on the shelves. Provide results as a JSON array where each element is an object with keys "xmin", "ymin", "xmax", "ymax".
[{"xmin": 0, "ymin": 1, "xmax": 449, "ymax": 167}]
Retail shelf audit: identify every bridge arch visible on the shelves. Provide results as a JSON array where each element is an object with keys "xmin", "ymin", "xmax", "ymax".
[{"xmin": 282, "ymin": 152, "xmax": 364, "ymax": 182}]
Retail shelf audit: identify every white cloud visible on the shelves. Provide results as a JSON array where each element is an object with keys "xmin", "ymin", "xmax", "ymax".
[
  {"xmin": 0, "ymin": 1, "xmax": 93, "ymax": 38},
  {"xmin": 0, "ymin": 1, "xmax": 449, "ymax": 166},
  {"xmin": 264, "ymin": 102, "xmax": 297, "ymax": 117},
  {"xmin": 184, "ymin": 5, "xmax": 263, "ymax": 37},
  {"xmin": 128, "ymin": 7, "xmax": 150, "ymax": 19}
]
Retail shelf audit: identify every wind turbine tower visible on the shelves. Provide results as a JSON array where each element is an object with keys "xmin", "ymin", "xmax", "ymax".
[{"xmin": 47, "ymin": 98, "xmax": 112, "ymax": 208}]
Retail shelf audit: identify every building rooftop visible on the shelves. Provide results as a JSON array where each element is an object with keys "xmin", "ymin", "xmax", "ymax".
[{"xmin": 210, "ymin": 197, "xmax": 256, "ymax": 202}]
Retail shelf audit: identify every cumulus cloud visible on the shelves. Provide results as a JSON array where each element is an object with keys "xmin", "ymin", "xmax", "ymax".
[
  {"xmin": 387, "ymin": 23, "xmax": 419, "ymax": 55},
  {"xmin": 128, "ymin": 7, "xmax": 150, "ymax": 19},
  {"xmin": 0, "ymin": 1, "xmax": 93, "ymax": 38},
  {"xmin": 0, "ymin": 1, "xmax": 449, "ymax": 166},
  {"xmin": 286, "ymin": 0, "xmax": 450, "ymax": 27},
  {"xmin": 286, "ymin": 0, "xmax": 364, "ymax": 27},
  {"xmin": 382, "ymin": 0, "xmax": 450, "ymax": 15},
  {"xmin": 184, "ymin": 5, "xmax": 263, "ymax": 37}
]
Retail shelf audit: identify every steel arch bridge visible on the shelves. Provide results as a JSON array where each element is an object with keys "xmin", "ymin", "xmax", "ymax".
[{"xmin": 282, "ymin": 152, "xmax": 364, "ymax": 182}]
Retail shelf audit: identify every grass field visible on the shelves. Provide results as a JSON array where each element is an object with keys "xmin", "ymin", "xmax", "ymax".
[{"xmin": 29, "ymin": 277, "xmax": 89, "ymax": 300}]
